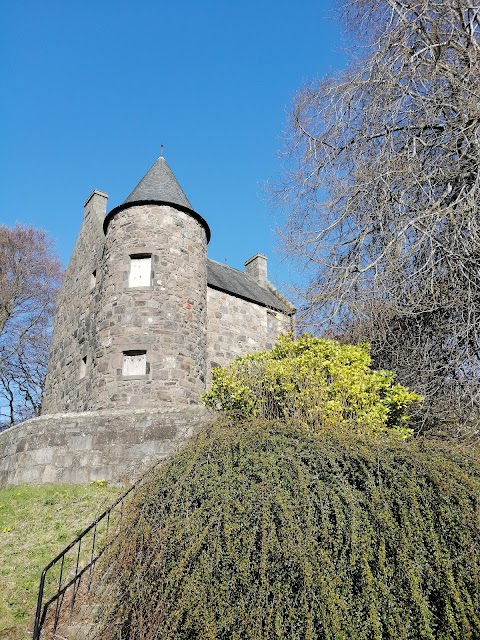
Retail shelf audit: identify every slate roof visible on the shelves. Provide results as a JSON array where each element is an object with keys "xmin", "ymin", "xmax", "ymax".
[
  {"xmin": 104, "ymin": 157, "xmax": 210, "ymax": 241},
  {"xmin": 207, "ymin": 259, "xmax": 291, "ymax": 313},
  {"xmin": 124, "ymin": 156, "xmax": 193, "ymax": 208}
]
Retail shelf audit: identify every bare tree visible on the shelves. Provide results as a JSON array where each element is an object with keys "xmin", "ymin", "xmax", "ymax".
[
  {"xmin": 0, "ymin": 224, "xmax": 62, "ymax": 428},
  {"xmin": 277, "ymin": 0, "xmax": 480, "ymax": 436}
]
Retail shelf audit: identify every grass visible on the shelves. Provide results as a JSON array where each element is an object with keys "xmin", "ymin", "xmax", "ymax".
[{"xmin": 0, "ymin": 482, "xmax": 123, "ymax": 640}]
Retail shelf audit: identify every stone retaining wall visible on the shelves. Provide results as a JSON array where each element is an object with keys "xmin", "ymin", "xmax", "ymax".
[{"xmin": 0, "ymin": 407, "xmax": 211, "ymax": 487}]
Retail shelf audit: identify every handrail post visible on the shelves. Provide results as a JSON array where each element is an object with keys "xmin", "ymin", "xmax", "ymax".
[{"xmin": 32, "ymin": 568, "xmax": 48, "ymax": 640}]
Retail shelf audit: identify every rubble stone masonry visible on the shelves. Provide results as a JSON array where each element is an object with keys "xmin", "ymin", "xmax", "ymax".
[
  {"xmin": 0, "ymin": 407, "xmax": 210, "ymax": 487},
  {"xmin": 92, "ymin": 204, "xmax": 208, "ymax": 409},
  {"xmin": 42, "ymin": 191, "xmax": 108, "ymax": 413},
  {"xmin": 206, "ymin": 287, "xmax": 292, "ymax": 384}
]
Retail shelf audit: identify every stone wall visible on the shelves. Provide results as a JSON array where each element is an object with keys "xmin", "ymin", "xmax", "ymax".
[
  {"xmin": 0, "ymin": 407, "xmax": 211, "ymax": 487},
  {"xmin": 206, "ymin": 287, "xmax": 293, "ymax": 383},
  {"xmin": 42, "ymin": 191, "xmax": 108, "ymax": 413}
]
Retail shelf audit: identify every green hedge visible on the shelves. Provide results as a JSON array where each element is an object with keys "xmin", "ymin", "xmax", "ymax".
[{"xmin": 97, "ymin": 422, "xmax": 480, "ymax": 639}]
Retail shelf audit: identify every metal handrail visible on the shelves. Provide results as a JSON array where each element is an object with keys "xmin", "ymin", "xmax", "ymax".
[{"xmin": 32, "ymin": 465, "xmax": 157, "ymax": 640}]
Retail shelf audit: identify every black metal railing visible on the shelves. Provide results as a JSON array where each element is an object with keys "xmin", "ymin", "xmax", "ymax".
[{"xmin": 32, "ymin": 467, "xmax": 156, "ymax": 640}]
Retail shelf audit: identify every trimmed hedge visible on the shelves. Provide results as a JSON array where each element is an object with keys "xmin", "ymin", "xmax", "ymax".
[{"xmin": 97, "ymin": 422, "xmax": 480, "ymax": 639}]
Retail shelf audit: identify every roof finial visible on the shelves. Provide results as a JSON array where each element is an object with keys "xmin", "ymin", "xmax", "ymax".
[{"xmin": 160, "ymin": 144, "xmax": 164, "ymax": 158}]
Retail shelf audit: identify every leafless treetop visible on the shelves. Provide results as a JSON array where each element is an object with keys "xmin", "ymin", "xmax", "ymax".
[{"xmin": 277, "ymin": 0, "xmax": 480, "ymax": 434}]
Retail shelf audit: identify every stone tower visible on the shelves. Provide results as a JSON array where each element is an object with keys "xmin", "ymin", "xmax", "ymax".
[
  {"xmin": 42, "ymin": 156, "xmax": 210, "ymax": 412},
  {"xmin": 94, "ymin": 157, "xmax": 209, "ymax": 409}
]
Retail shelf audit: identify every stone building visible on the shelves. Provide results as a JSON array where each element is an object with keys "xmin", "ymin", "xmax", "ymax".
[
  {"xmin": 1, "ymin": 156, "xmax": 295, "ymax": 487},
  {"xmin": 42, "ymin": 155, "xmax": 295, "ymax": 414}
]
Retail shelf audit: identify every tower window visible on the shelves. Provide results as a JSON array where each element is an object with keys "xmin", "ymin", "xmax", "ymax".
[
  {"xmin": 79, "ymin": 356, "xmax": 87, "ymax": 379},
  {"xmin": 122, "ymin": 350, "xmax": 147, "ymax": 376},
  {"xmin": 128, "ymin": 255, "xmax": 151, "ymax": 287},
  {"xmin": 90, "ymin": 270, "xmax": 97, "ymax": 290}
]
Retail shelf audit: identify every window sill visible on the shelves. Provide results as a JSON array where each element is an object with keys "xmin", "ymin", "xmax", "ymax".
[
  {"xmin": 121, "ymin": 374, "xmax": 150, "ymax": 381},
  {"xmin": 126, "ymin": 286, "xmax": 154, "ymax": 291}
]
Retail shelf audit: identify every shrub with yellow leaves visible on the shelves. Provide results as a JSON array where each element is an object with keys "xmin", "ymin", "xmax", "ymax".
[{"xmin": 203, "ymin": 334, "xmax": 421, "ymax": 438}]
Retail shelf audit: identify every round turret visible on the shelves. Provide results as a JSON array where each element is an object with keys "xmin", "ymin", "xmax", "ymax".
[{"xmin": 91, "ymin": 157, "xmax": 209, "ymax": 409}]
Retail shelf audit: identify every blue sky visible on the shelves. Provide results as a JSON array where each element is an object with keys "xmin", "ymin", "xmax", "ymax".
[{"xmin": 1, "ymin": 0, "xmax": 346, "ymax": 295}]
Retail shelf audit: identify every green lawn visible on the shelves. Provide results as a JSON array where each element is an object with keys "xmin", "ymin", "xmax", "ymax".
[{"xmin": 0, "ymin": 483, "xmax": 123, "ymax": 640}]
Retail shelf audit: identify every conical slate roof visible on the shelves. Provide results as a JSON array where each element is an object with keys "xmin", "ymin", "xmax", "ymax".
[
  {"xmin": 104, "ymin": 156, "xmax": 210, "ymax": 242},
  {"xmin": 123, "ymin": 156, "xmax": 193, "ymax": 209}
]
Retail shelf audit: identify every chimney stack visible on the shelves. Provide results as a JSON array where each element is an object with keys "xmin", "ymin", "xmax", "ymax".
[
  {"xmin": 83, "ymin": 189, "xmax": 109, "ymax": 223},
  {"xmin": 245, "ymin": 253, "xmax": 267, "ymax": 287}
]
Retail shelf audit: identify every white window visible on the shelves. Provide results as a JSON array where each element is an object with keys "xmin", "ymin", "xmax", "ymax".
[
  {"xmin": 122, "ymin": 350, "xmax": 147, "ymax": 376},
  {"xmin": 79, "ymin": 356, "xmax": 87, "ymax": 379},
  {"xmin": 128, "ymin": 255, "xmax": 151, "ymax": 287}
]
